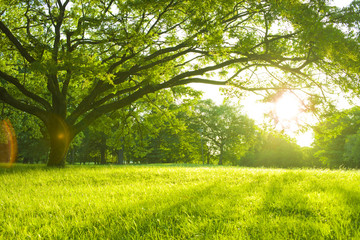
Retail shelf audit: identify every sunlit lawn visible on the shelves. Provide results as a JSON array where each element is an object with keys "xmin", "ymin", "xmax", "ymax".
[{"xmin": 0, "ymin": 164, "xmax": 359, "ymax": 239}]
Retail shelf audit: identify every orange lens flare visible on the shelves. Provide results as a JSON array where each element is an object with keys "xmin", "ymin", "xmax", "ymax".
[{"xmin": 0, "ymin": 119, "xmax": 17, "ymax": 168}]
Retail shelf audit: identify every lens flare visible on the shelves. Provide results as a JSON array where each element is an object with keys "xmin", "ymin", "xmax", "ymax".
[
  {"xmin": 0, "ymin": 119, "xmax": 17, "ymax": 167},
  {"xmin": 47, "ymin": 114, "xmax": 72, "ymax": 166}
]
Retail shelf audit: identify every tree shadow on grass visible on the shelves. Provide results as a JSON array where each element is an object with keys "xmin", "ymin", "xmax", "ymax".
[
  {"xmin": 0, "ymin": 163, "xmax": 59, "ymax": 175},
  {"xmin": 65, "ymin": 181, "xmax": 251, "ymax": 239},
  {"xmin": 333, "ymin": 184, "xmax": 360, "ymax": 233},
  {"xmin": 145, "ymin": 163, "xmax": 231, "ymax": 168},
  {"xmin": 257, "ymin": 172, "xmax": 360, "ymax": 239}
]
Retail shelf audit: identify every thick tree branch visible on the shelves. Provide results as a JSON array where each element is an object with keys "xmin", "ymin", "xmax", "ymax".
[
  {"xmin": 250, "ymin": 32, "xmax": 300, "ymax": 52},
  {"xmin": 107, "ymin": 53, "xmax": 137, "ymax": 73},
  {"xmin": 89, "ymin": 85, "xmax": 141, "ymax": 110},
  {"xmin": 175, "ymin": 77, "xmax": 299, "ymax": 92},
  {"xmin": 73, "ymin": 87, "xmax": 153, "ymax": 134},
  {"xmin": 62, "ymin": 70, "xmax": 72, "ymax": 96},
  {"xmin": 146, "ymin": 0, "xmax": 176, "ymax": 35},
  {"xmin": 0, "ymin": 87, "xmax": 47, "ymax": 121},
  {"xmin": 138, "ymin": 48, "xmax": 193, "ymax": 72},
  {"xmin": 143, "ymin": 41, "xmax": 189, "ymax": 62},
  {"xmin": 67, "ymin": 82, "xmax": 105, "ymax": 124},
  {"xmin": 67, "ymin": 75, "xmax": 126, "ymax": 124},
  {"xmin": 177, "ymin": 78, "xmax": 228, "ymax": 86},
  {"xmin": 169, "ymin": 57, "xmax": 250, "ymax": 82},
  {"xmin": 0, "ymin": 70, "xmax": 52, "ymax": 111},
  {"xmin": 0, "ymin": 20, "xmax": 36, "ymax": 63}
]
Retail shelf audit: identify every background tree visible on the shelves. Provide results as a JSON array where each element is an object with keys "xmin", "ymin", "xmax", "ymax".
[
  {"xmin": 80, "ymin": 87, "xmax": 201, "ymax": 164},
  {"xmin": 250, "ymin": 130, "xmax": 305, "ymax": 168},
  {"xmin": 1, "ymin": 104, "xmax": 48, "ymax": 163},
  {"xmin": 0, "ymin": 0, "xmax": 358, "ymax": 166},
  {"xmin": 142, "ymin": 100, "xmax": 204, "ymax": 164},
  {"xmin": 314, "ymin": 107, "xmax": 360, "ymax": 168},
  {"xmin": 300, "ymin": 146, "xmax": 323, "ymax": 168},
  {"xmin": 190, "ymin": 100, "xmax": 256, "ymax": 165}
]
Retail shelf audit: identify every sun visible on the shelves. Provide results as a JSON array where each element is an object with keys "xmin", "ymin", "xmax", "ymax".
[{"xmin": 273, "ymin": 92, "xmax": 302, "ymax": 130}]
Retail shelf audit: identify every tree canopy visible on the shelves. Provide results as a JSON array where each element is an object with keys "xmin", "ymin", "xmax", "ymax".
[{"xmin": 0, "ymin": 0, "xmax": 359, "ymax": 166}]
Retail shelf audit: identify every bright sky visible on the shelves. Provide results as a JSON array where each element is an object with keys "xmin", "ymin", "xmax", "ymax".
[
  {"xmin": 331, "ymin": 0, "xmax": 353, "ymax": 7},
  {"xmin": 189, "ymin": 0, "xmax": 354, "ymax": 147}
]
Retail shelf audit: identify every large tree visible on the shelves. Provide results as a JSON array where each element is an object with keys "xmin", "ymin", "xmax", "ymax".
[{"xmin": 0, "ymin": 0, "xmax": 358, "ymax": 166}]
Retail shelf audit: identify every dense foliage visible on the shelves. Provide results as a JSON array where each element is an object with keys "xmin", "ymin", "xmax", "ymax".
[{"xmin": 245, "ymin": 131, "xmax": 313, "ymax": 168}]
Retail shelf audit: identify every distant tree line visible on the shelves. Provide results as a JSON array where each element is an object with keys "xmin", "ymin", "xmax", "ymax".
[
  {"xmin": 1, "ymin": 94, "xmax": 341, "ymax": 168},
  {"xmin": 4, "ymin": 92, "xmax": 360, "ymax": 169}
]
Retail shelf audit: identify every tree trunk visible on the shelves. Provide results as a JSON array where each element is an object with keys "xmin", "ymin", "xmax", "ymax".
[
  {"xmin": 218, "ymin": 145, "xmax": 224, "ymax": 165},
  {"xmin": 100, "ymin": 135, "xmax": 107, "ymax": 164},
  {"xmin": 68, "ymin": 148, "xmax": 75, "ymax": 165},
  {"xmin": 100, "ymin": 147, "xmax": 106, "ymax": 164},
  {"xmin": 46, "ymin": 114, "xmax": 73, "ymax": 167},
  {"xmin": 118, "ymin": 147, "xmax": 124, "ymax": 165}
]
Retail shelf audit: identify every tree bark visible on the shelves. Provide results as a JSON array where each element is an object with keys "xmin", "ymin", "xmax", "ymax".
[{"xmin": 45, "ymin": 114, "xmax": 73, "ymax": 167}]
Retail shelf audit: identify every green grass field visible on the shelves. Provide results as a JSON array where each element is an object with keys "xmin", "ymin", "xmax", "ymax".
[{"xmin": 0, "ymin": 164, "xmax": 359, "ymax": 239}]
